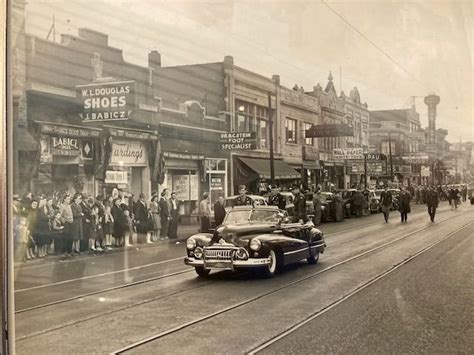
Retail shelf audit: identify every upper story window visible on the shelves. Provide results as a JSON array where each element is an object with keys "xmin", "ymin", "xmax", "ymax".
[
  {"xmin": 235, "ymin": 99, "xmax": 269, "ymax": 149},
  {"xmin": 286, "ymin": 118, "xmax": 297, "ymax": 143},
  {"xmin": 381, "ymin": 140, "xmax": 396, "ymax": 156},
  {"xmin": 304, "ymin": 123, "xmax": 313, "ymax": 146}
]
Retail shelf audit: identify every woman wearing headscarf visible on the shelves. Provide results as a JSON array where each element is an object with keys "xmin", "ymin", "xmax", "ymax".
[{"xmin": 33, "ymin": 196, "xmax": 51, "ymax": 258}]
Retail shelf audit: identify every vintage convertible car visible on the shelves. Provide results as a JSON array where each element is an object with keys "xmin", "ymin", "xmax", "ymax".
[{"xmin": 184, "ymin": 206, "xmax": 326, "ymax": 278}]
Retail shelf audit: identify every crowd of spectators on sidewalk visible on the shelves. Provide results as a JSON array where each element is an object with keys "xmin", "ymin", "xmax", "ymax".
[{"xmin": 12, "ymin": 188, "xmax": 183, "ymax": 262}]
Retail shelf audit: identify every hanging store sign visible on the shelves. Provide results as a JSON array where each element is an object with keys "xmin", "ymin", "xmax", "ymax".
[
  {"xmin": 163, "ymin": 152, "xmax": 205, "ymax": 160},
  {"xmin": 365, "ymin": 153, "xmax": 387, "ymax": 161},
  {"xmin": 81, "ymin": 140, "xmax": 93, "ymax": 160},
  {"xmin": 421, "ymin": 166, "xmax": 431, "ymax": 177},
  {"xmin": 51, "ymin": 136, "xmax": 80, "ymax": 156},
  {"xmin": 110, "ymin": 140, "xmax": 148, "ymax": 166},
  {"xmin": 109, "ymin": 128, "xmax": 157, "ymax": 140},
  {"xmin": 77, "ymin": 81, "xmax": 135, "ymax": 122},
  {"xmin": 220, "ymin": 132, "xmax": 257, "ymax": 150},
  {"xmin": 105, "ymin": 170, "xmax": 128, "ymax": 184},
  {"xmin": 402, "ymin": 155, "xmax": 429, "ymax": 164},
  {"xmin": 333, "ymin": 148, "xmax": 364, "ymax": 160},
  {"xmin": 305, "ymin": 124, "xmax": 353, "ymax": 138}
]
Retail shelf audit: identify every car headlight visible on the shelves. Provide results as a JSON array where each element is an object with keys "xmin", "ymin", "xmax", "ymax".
[
  {"xmin": 235, "ymin": 248, "xmax": 249, "ymax": 260},
  {"xmin": 194, "ymin": 247, "xmax": 203, "ymax": 259},
  {"xmin": 186, "ymin": 238, "xmax": 196, "ymax": 250},
  {"xmin": 249, "ymin": 239, "xmax": 262, "ymax": 251}
]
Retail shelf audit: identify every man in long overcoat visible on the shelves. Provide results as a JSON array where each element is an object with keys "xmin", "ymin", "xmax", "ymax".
[{"xmin": 426, "ymin": 186, "xmax": 439, "ymax": 222}]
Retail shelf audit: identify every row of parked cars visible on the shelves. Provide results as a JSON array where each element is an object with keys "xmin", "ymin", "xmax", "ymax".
[{"xmin": 216, "ymin": 188, "xmax": 401, "ymax": 225}]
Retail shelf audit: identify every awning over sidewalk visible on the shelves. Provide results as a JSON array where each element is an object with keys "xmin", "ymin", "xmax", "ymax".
[{"xmin": 238, "ymin": 157, "xmax": 300, "ymax": 180}]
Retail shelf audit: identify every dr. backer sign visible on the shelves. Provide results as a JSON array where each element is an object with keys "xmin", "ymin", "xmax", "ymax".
[
  {"xmin": 77, "ymin": 81, "xmax": 135, "ymax": 122},
  {"xmin": 110, "ymin": 140, "xmax": 148, "ymax": 166}
]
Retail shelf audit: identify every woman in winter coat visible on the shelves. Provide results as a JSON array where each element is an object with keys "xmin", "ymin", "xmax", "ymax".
[
  {"xmin": 149, "ymin": 195, "xmax": 161, "ymax": 242},
  {"xmin": 398, "ymin": 188, "xmax": 411, "ymax": 223},
  {"xmin": 111, "ymin": 198, "xmax": 128, "ymax": 247},
  {"xmin": 70, "ymin": 193, "xmax": 84, "ymax": 253},
  {"xmin": 33, "ymin": 197, "xmax": 51, "ymax": 258}
]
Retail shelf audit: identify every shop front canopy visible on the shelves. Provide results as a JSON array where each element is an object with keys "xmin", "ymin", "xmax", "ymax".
[{"xmin": 237, "ymin": 157, "xmax": 300, "ymax": 180}]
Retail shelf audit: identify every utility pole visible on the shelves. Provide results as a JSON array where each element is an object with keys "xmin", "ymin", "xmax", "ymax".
[
  {"xmin": 364, "ymin": 153, "xmax": 367, "ymax": 189},
  {"xmin": 268, "ymin": 92, "xmax": 275, "ymax": 185},
  {"xmin": 388, "ymin": 132, "xmax": 394, "ymax": 181}
]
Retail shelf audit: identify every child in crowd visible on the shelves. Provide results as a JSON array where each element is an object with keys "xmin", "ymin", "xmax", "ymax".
[
  {"xmin": 51, "ymin": 211, "xmax": 64, "ymax": 255},
  {"xmin": 103, "ymin": 205, "xmax": 114, "ymax": 250},
  {"xmin": 93, "ymin": 205, "xmax": 104, "ymax": 251},
  {"xmin": 124, "ymin": 209, "xmax": 133, "ymax": 247}
]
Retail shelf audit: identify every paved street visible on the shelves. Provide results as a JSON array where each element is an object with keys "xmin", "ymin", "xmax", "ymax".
[{"xmin": 14, "ymin": 201, "xmax": 473, "ymax": 354}]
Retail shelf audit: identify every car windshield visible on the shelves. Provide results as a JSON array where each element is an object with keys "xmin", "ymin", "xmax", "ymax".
[{"xmin": 224, "ymin": 209, "xmax": 280, "ymax": 224}]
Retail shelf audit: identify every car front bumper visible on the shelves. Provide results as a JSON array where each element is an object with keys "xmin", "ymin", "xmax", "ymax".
[{"xmin": 184, "ymin": 257, "xmax": 271, "ymax": 270}]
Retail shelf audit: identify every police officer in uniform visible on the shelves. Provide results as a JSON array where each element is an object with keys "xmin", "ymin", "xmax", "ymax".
[
  {"xmin": 268, "ymin": 185, "xmax": 286, "ymax": 210},
  {"xmin": 234, "ymin": 185, "xmax": 253, "ymax": 206},
  {"xmin": 292, "ymin": 185, "xmax": 308, "ymax": 223}
]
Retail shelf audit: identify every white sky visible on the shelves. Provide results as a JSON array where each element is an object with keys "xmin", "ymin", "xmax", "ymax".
[{"xmin": 24, "ymin": 0, "xmax": 473, "ymax": 142}]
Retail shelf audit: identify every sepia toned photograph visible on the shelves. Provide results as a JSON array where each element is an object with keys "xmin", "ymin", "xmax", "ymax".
[{"xmin": 2, "ymin": 0, "xmax": 473, "ymax": 354}]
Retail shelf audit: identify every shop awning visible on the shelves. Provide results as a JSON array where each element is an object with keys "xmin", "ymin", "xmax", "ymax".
[
  {"xmin": 238, "ymin": 157, "xmax": 300, "ymax": 180},
  {"xmin": 298, "ymin": 160, "xmax": 322, "ymax": 170}
]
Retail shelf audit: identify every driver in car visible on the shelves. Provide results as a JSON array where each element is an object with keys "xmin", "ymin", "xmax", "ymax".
[{"xmin": 234, "ymin": 185, "xmax": 253, "ymax": 206}]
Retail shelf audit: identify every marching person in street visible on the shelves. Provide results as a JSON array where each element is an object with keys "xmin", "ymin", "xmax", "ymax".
[
  {"xmin": 426, "ymin": 186, "xmax": 439, "ymax": 222},
  {"xmin": 449, "ymin": 186, "xmax": 459, "ymax": 210},
  {"xmin": 234, "ymin": 185, "xmax": 253, "ymax": 206},
  {"xmin": 292, "ymin": 185, "xmax": 308, "ymax": 223},
  {"xmin": 268, "ymin": 185, "xmax": 286, "ymax": 210},
  {"xmin": 398, "ymin": 187, "xmax": 411, "ymax": 223},
  {"xmin": 461, "ymin": 185, "xmax": 468, "ymax": 202},
  {"xmin": 168, "ymin": 192, "xmax": 180, "ymax": 243},
  {"xmin": 379, "ymin": 185, "xmax": 393, "ymax": 223},
  {"xmin": 353, "ymin": 190, "xmax": 364, "ymax": 217},
  {"xmin": 159, "ymin": 189, "xmax": 171, "ymax": 240},
  {"xmin": 214, "ymin": 195, "xmax": 226, "ymax": 227},
  {"xmin": 199, "ymin": 192, "xmax": 211, "ymax": 233}
]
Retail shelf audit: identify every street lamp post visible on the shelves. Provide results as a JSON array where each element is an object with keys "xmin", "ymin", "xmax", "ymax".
[{"xmin": 388, "ymin": 132, "xmax": 394, "ymax": 182}]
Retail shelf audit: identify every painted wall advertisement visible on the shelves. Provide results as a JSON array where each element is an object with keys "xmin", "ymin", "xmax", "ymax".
[
  {"xmin": 77, "ymin": 81, "xmax": 135, "ymax": 122},
  {"xmin": 110, "ymin": 140, "xmax": 148, "ymax": 166}
]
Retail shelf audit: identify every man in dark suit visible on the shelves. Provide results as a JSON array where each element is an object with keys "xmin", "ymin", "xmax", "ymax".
[
  {"xmin": 159, "ymin": 189, "xmax": 170, "ymax": 240},
  {"xmin": 292, "ymin": 185, "xmax": 308, "ymax": 223},
  {"xmin": 168, "ymin": 192, "xmax": 180, "ymax": 243},
  {"xmin": 134, "ymin": 193, "xmax": 151, "ymax": 243},
  {"xmin": 379, "ymin": 186, "xmax": 393, "ymax": 223},
  {"xmin": 426, "ymin": 186, "xmax": 439, "ymax": 222},
  {"xmin": 234, "ymin": 185, "xmax": 253, "ymax": 206}
]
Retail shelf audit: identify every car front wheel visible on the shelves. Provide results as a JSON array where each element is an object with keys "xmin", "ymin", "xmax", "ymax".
[
  {"xmin": 262, "ymin": 249, "xmax": 281, "ymax": 278},
  {"xmin": 195, "ymin": 266, "xmax": 210, "ymax": 278}
]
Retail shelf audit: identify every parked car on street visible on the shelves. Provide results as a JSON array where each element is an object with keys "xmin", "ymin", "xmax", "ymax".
[
  {"xmin": 184, "ymin": 206, "xmax": 326, "ymax": 278},
  {"xmin": 336, "ymin": 189, "xmax": 357, "ymax": 218}
]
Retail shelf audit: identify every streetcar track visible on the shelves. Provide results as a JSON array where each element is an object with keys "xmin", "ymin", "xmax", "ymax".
[
  {"xmin": 247, "ymin": 221, "xmax": 473, "ymax": 354},
  {"xmin": 15, "ymin": 256, "xmax": 183, "ymax": 293},
  {"xmin": 109, "ymin": 209, "xmax": 472, "ymax": 354},
  {"xmin": 15, "ymin": 268, "xmax": 192, "ymax": 314}
]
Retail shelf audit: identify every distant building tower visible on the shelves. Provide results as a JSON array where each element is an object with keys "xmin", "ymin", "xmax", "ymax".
[{"xmin": 424, "ymin": 93, "xmax": 440, "ymax": 144}]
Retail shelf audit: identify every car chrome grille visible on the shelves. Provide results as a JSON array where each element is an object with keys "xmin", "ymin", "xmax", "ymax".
[{"xmin": 204, "ymin": 248, "xmax": 234, "ymax": 260}]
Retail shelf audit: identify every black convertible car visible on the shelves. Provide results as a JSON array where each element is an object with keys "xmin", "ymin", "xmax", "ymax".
[{"xmin": 184, "ymin": 206, "xmax": 326, "ymax": 278}]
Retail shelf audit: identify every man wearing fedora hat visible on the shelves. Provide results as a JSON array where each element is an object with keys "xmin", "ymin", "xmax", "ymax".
[{"xmin": 235, "ymin": 185, "xmax": 253, "ymax": 206}]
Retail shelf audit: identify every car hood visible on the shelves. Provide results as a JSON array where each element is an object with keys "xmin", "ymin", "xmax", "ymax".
[{"xmin": 213, "ymin": 223, "xmax": 280, "ymax": 246}]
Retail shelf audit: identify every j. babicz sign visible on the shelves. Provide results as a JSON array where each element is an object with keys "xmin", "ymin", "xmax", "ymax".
[
  {"xmin": 77, "ymin": 81, "xmax": 135, "ymax": 122},
  {"xmin": 51, "ymin": 136, "xmax": 80, "ymax": 156}
]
